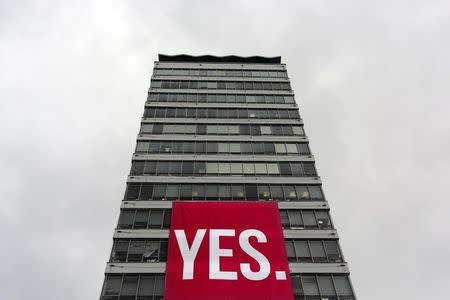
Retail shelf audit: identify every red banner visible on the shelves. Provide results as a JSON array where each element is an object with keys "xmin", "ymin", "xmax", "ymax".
[{"xmin": 164, "ymin": 201, "xmax": 294, "ymax": 300}]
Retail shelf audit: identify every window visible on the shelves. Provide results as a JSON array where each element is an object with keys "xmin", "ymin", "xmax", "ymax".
[
  {"xmin": 134, "ymin": 210, "xmax": 149, "ymax": 228},
  {"xmin": 294, "ymin": 241, "xmax": 310, "ymax": 262},
  {"xmin": 302, "ymin": 276, "xmax": 320, "ymax": 296},
  {"xmin": 232, "ymin": 185, "xmax": 245, "ymax": 200},
  {"xmin": 303, "ymin": 211, "xmax": 317, "ymax": 228},
  {"xmin": 334, "ymin": 276, "xmax": 353, "ymax": 296},
  {"xmin": 318, "ymin": 276, "xmax": 336, "ymax": 296},
  {"xmin": 103, "ymin": 276, "xmax": 122, "ymax": 295},
  {"xmin": 118, "ymin": 210, "xmax": 134, "ymax": 228},
  {"xmin": 245, "ymin": 185, "xmax": 258, "ymax": 200}
]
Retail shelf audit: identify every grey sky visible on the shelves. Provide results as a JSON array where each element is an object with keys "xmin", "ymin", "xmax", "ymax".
[{"xmin": 1, "ymin": 0, "xmax": 450, "ymax": 299}]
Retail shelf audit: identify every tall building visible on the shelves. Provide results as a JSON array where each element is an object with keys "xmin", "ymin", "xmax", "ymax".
[{"xmin": 100, "ymin": 54, "xmax": 356, "ymax": 299}]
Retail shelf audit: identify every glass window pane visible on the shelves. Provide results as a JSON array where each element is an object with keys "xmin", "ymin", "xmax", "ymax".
[
  {"xmin": 228, "ymin": 125, "xmax": 239, "ymax": 134},
  {"xmin": 231, "ymin": 185, "xmax": 245, "ymax": 200},
  {"xmin": 194, "ymin": 162, "xmax": 206, "ymax": 175},
  {"xmin": 192, "ymin": 184, "xmax": 205, "ymax": 200},
  {"xmin": 334, "ymin": 276, "xmax": 353, "ymax": 296},
  {"xmin": 316, "ymin": 211, "xmax": 332, "ymax": 228},
  {"xmin": 136, "ymin": 142, "xmax": 149, "ymax": 152},
  {"xmin": 182, "ymin": 162, "xmax": 194, "ymax": 176},
  {"xmin": 185, "ymin": 125, "xmax": 196, "ymax": 134},
  {"xmin": 206, "ymin": 142, "xmax": 218, "ymax": 153},
  {"xmin": 283, "ymin": 185, "xmax": 297, "ymax": 200},
  {"xmin": 243, "ymin": 163, "xmax": 255, "ymax": 175},
  {"xmin": 291, "ymin": 163, "xmax": 303, "ymax": 176},
  {"xmin": 267, "ymin": 163, "xmax": 280, "ymax": 175},
  {"xmin": 279, "ymin": 163, "xmax": 291, "ymax": 175},
  {"xmin": 324, "ymin": 241, "xmax": 341, "ymax": 261},
  {"xmin": 160, "ymin": 142, "xmax": 172, "ymax": 153},
  {"xmin": 302, "ymin": 276, "xmax": 320, "ymax": 296},
  {"xmin": 303, "ymin": 163, "xmax": 316, "ymax": 176},
  {"xmin": 169, "ymin": 161, "xmax": 181, "ymax": 175},
  {"xmin": 195, "ymin": 142, "xmax": 206, "ymax": 153},
  {"xmin": 270, "ymin": 185, "xmax": 283, "ymax": 200},
  {"xmin": 143, "ymin": 241, "xmax": 160, "ymax": 262},
  {"xmin": 275, "ymin": 143, "xmax": 287, "ymax": 154},
  {"xmin": 118, "ymin": 211, "xmax": 135, "ymax": 228},
  {"xmin": 180, "ymin": 184, "xmax": 192, "ymax": 200},
  {"xmin": 241, "ymin": 143, "xmax": 252, "ymax": 154},
  {"xmin": 280, "ymin": 210, "xmax": 289, "ymax": 228},
  {"xmin": 231, "ymin": 163, "xmax": 243, "ymax": 175},
  {"xmin": 112, "ymin": 240, "xmax": 128, "ymax": 262},
  {"xmin": 206, "ymin": 162, "xmax": 218, "ymax": 174},
  {"xmin": 252, "ymin": 142, "xmax": 264, "ymax": 154},
  {"xmin": 128, "ymin": 241, "xmax": 145, "ymax": 262},
  {"xmin": 143, "ymin": 161, "xmax": 156, "ymax": 175},
  {"xmin": 288, "ymin": 211, "xmax": 303, "ymax": 227},
  {"xmin": 230, "ymin": 143, "xmax": 241, "ymax": 154},
  {"xmin": 138, "ymin": 276, "xmax": 155, "ymax": 296},
  {"xmin": 152, "ymin": 184, "xmax": 166, "ymax": 200},
  {"xmin": 140, "ymin": 184, "xmax": 153, "ymax": 200},
  {"xmin": 258, "ymin": 185, "xmax": 271, "ymax": 199},
  {"xmin": 286, "ymin": 144, "xmax": 298, "ymax": 154},
  {"xmin": 245, "ymin": 184, "xmax": 258, "ymax": 200},
  {"xmin": 149, "ymin": 210, "xmax": 163, "ymax": 228},
  {"xmin": 104, "ymin": 276, "xmax": 122, "ymax": 295},
  {"xmin": 218, "ymin": 163, "xmax": 231, "ymax": 174},
  {"xmin": 131, "ymin": 161, "xmax": 144, "ymax": 175},
  {"xmin": 206, "ymin": 185, "xmax": 218, "ymax": 200},
  {"xmin": 318, "ymin": 276, "xmax": 337, "ymax": 296},
  {"xmin": 207, "ymin": 125, "xmax": 218, "ymax": 134},
  {"xmin": 183, "ymin": 142, "xmax": 195, "ymax": 153},
  {"xmin": 154, "ymin": 276, "xmax": 165, "ymax": 296},
  {"xmin": 291, "ymin": 275, "xmax": 302, "ymax": 296},
  {"xmin": 218, "ymin": 185, "xmax": 232, "ymax": 200},
  {"xmin": 297, "ymin": 143, "xmax": 310, "ymax": 154},
  {"xmin": 197, "ymin": 124, "xmax": 207, "ymax": 135},
  {"xmin": 293, "ymin": 126, "xmax": 304, "ymax": 135},
  {"xmin": 255, "ymin": 163, "xmax": 267, "ymax": 175},
  {"xmin": 263, "ymin": 143, "xmax": 275, "ymax": 154},
  {"xmin": 148, "ymin": 141, "xmax": 159, "ymax": 153},
  {"xmin": 285, "ymin": 241, "xmax": 296, "ymax": 261},
  {"xmin": 156, "ymin": 161, "xmax": 169, "ymax": 175},
  {"xmin": 310, "ymin": 241, "xmax": 326, "ymax": 259},
  {"xmin": 134, "ymin": 210, "xmax": 149, "ymax": 228},
  {"xmin": 296, "ymin": 186, "xmax": 310, "ymax": 200},
  {"xmin": 166, "ymin": 185, "xmax": 179, "ymax": 200},
  {"xmin": 126, "ymin": 184, "xmax": 140, "ymax": 199},
  {"xmin": 309, "ymin": 186, "xmax": 324, "ymax": 200},
  {"xmin": 218, "ymin": 143, "xmax": 229, "ymax": 153},
  {"xmin": 294, "ymin": 241, "xmax": 311, "ymax": 261},
  {"xmin": 303, "ymin": 211, "xmax": 317, "ymax": 227}
]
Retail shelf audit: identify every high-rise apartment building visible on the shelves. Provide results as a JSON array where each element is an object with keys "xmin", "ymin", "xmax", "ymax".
[{"xmin": 100, "ymin": 54, "xmax": 356, "ymax": 299}]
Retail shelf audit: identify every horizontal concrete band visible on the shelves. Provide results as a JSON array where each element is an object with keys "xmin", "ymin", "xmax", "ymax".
[
  {"xmin": 150, "ymin": 88, "xmax": 295, "ymax": 96},
  {"xmin": 105, "ymin": 262, "xmax": 349, "ymax": 274},
  {"xmin": 127, "ymin": 176, "xmax": 322, "ymax": 185},
  {"xmin": 120, "ymin": 200, "xmax": 330, "ymax": 210},
  {"xmin": 132, "ymin": 154, "xmax": 315, "ymax": 162},
  {"xmin": 145, "ymin": 102, "xmax": 298, "ymax": 109},
  {"xmin": 136, "ymin": 134, "xmax": 309, "ymax": 142},
  {"xmin": 141, "ymin": 118, "xmax": 303, "ymax": 125},
  {"xmin": 154, "ymin": 62, "xmax": 286, "ymax": 71},
  {"xmin": 152, "ymin": 76, "xmax": 290, "ymax": 83},
  {"xmin": 113, "ymin": 229, "xmax": 338, "ymax": 240}
]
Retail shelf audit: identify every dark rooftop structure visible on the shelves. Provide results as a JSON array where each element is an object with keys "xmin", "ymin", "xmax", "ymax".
[{"xmin": 158, "ymin": 54, "xmax": 281, "ymax": 64}]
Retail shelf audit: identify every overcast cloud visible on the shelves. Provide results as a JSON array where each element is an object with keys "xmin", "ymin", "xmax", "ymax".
[{"xmin": 1, "ymin": 0, "xmax": 450, "ymax": 299}]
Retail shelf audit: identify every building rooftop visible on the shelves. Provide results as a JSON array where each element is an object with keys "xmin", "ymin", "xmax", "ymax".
[{"xmin": 158, "ymin": 54, "xmax": 281, "ymax": 64}]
